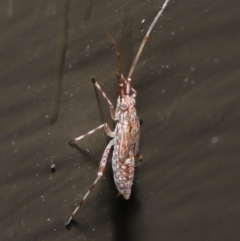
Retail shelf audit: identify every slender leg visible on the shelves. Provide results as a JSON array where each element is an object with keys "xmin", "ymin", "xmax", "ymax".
[
  {"xmin": 91, "ymin": 77, "xmax": 117, "ymax": 120},
  {"xmin": 135, "ymin": 153, "xmax": 143, "ymax": 168},
  {"xmin": 65, "ymin": 139, "xmax": 115, "ymax": 226},
  {"xmin": 69, "ymin": 123, "xmax": 115, "ymax": 145}
]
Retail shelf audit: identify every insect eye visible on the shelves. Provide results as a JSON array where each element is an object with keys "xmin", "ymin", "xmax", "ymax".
[{"xmin": 120, "ymin": 103, "xmax": 129, "ymax": 111}]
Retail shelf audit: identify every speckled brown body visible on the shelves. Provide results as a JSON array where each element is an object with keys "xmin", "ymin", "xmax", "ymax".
[{"xmin": 112, "ymin": 96, "xmax": 140, "ymax": 199}]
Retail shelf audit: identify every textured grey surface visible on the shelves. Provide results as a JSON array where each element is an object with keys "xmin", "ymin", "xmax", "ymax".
[{"xmin": 1, "ymin": 0, "xmax": 240, "ymax": 240}]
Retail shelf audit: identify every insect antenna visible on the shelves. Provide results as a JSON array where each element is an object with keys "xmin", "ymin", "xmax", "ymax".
[
  {"xmin": 108, "ymin": 33, "xmax": 137, "ymax": 96},
  {"xmin": 127, "ymin": 0, "xmax": 170, "ymax": 79},
  {"xmin": 107, "ymin": 33, "xmax": 124, "ymax": 99}
]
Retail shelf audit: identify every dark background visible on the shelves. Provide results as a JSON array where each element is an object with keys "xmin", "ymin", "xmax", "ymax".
[{"xmin": 1, "ymin": 0, "xmax": 239, "ymax": 240}]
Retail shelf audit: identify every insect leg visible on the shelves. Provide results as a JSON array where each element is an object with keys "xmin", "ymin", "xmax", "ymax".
[
  {"xmin": 69, "ymin": 123, "xmax": 115, "ymax": 145},
  {"xmin": 65, "ymin": 139, "xmax": 115, "ymax": 226},
  {"xmin": 91, "ymin": 77, "xmax": 117, "ymax": 120},
  {"xmin": 135, "ymin": 153, "xmax": 143, "ymax": 167}
]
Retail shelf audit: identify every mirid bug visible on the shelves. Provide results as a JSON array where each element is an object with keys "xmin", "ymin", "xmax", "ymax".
[{"xmin": 66, "ymin": 0, "xmax": 170, "ymax": 226}]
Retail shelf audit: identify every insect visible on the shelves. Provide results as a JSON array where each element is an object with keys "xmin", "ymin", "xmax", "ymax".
[{"xmin": 65, "ymin": 0, "xmax": 170, "ymax": 226}]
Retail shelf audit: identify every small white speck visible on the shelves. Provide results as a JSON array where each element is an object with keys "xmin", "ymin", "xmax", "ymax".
[
  {"xmin": 41, "ymin": 195, "xmax": 45, "ymax": 202},
  {"xmin": 211, "ymin": 136, "xmax": 219, "ymax": 144},
  {"xmin": 142, "ymin": 19, "xmax": 145, "ymax": 24}
]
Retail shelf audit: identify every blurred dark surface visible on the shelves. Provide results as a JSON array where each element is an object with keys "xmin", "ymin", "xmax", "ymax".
[{"xmin": 1, "ymin": 0, "xmax": 239, "ymax": 240}]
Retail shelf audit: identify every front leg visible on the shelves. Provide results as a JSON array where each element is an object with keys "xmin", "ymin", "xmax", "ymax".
[
  {"xmin": 69, "ymin": 123, "xmax": 115, "ymax": 145},
  {"xmin": 91, "ymin": 77, "xmax": 117, "ymax": 121}
]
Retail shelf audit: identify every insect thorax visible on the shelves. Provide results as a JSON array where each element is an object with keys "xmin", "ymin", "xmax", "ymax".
[{"xmin": 116, "ymin": 95, "xmax": 138, "ymax": 124}]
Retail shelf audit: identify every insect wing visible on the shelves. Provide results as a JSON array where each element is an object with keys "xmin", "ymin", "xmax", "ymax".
[{"xmin": 119, "ymin": 124, "xmax": 132, "ymax": 161}]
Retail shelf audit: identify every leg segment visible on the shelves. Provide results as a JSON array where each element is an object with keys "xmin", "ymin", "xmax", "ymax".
[
  {"xmin": 69, "ymin": 123, "xmax": 115, "ymax": 144},
  {"xmin": 65, "ymin": 139, "xmax": 115, "ymax": 226},
  {"xmin": 135, "ymin": 153, "xmax": 143, "ymax": 168},
  {"xmin": 91, "ymin": 77, "xmax": 116, "ymax": 120}
]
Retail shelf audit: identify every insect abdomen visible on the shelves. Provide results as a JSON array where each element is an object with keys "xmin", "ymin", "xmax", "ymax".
[{"xmin": 112, "ymin": 150, "xmax": 135, "ymax": 199}]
